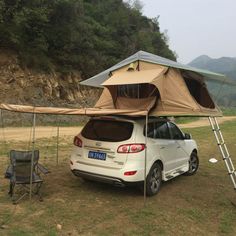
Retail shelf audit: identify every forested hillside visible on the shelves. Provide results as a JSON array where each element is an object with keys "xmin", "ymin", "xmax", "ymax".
[{"xmin": 0, "ymin": 0, "xmax": 175, "ymax": 80}]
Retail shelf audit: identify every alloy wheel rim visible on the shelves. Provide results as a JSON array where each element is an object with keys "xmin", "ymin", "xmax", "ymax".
[
  {"xmin": 189, "ymin": 155, "xmax": 198, "ymax": 173},
  {"xmin": 150, "ymin": 168, "xmax": 161, "ymax": 192}
]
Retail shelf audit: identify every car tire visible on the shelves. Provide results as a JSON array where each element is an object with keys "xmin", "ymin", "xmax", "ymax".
[
  {"xmin": 146, "ymin": 163, "xmax": 162, "ymax": 196},
  {"xmin": 184, "ymin": 152, "xmax": 199, "ymax": 176}
]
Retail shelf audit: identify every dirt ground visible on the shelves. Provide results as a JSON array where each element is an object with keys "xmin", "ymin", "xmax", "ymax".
[
  {"xmin": 0, "ymin": 126, "xmax": 82, "ymax": 141},
  {"xmin": 1, "ymin": 116, "xmax": 236, "ymax": 141}
]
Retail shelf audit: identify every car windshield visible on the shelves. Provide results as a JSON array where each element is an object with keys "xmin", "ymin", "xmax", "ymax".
[{"xmin": 81, "ymin": 119, "xmax": 134, "ymax": 142}]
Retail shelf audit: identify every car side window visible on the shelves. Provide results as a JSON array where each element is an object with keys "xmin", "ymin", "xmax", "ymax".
[
  {"xmin": 154, "ymin": 122, "xmax": 171, "ymax": 139},
  {"xmin": 168, "ymin": 122, "xmax": 184, "ymax": 140},
  {"xmin": 144, "ymin": 121, "xmax": 170, "ymax": 139},
  {"xmin": 145, "ymin": 122, "xmax": 155, "ymax": 138}
]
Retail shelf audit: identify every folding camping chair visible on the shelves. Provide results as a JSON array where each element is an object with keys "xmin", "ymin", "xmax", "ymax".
[{"xmin": 6, "ymin": 150, "xmax": 48, "ymax": 204}]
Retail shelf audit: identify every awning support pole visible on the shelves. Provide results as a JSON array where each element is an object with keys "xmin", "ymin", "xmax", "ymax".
[
  {"xmin": 0, "ymin": 109, "xmax": 8, "ymax": 164},
  {"xmin": 30, "ymin": 113, "xmax": 36, "ymax": 200},
  {"xmin": 144, "ymin": 112, "xmax": 148, "ymax": 206},
  {"xmin": 56, "ymin": 125, "xmax": 60, "ymax": 166}
]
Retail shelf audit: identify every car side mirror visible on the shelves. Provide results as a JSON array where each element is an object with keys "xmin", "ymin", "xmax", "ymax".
[{"xmin": 184, "ymin": 133, "xmax": 192, "ymax": 139}]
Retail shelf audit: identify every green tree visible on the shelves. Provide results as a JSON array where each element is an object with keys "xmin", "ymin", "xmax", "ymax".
[{"xmin": 0, "ymin": 0, "xmax": 176, "ymax": 77}]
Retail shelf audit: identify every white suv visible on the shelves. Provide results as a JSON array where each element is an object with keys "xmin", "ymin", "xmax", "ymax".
[{"xmin": 70, "ymin": 116, "xmax": 199, "ymax": 196}]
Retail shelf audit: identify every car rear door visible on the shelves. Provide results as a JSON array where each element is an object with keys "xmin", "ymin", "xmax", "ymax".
[{"xmin": 79, "ymin": 118, "xmax": 135, "ymax": 169}]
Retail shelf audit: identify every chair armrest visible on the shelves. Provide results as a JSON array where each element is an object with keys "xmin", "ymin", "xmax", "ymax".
[
  {"xmin": 5, "ymin": 165, "xmax": 13, "ymax": 179},
  {"xmin": 37, "ymin": 163, "xmax": 50, "ymax": 174}
]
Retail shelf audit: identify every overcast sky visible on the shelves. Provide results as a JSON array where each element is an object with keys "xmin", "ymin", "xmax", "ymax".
[{"xmin": 141, "ymin": 0, "xmax": 236, "ymax": 63}]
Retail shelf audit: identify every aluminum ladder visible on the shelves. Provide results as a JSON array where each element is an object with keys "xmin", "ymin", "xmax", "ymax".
[{"xmin": 209, "ymin": 117, "xmax": 236, "ymax": 190}]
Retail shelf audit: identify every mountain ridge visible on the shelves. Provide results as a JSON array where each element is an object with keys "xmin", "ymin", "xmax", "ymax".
[
  {"xmin": 188, "ymin": 55, "xmax": 236, "ymax": 80},
  {"xmin": 188, "ymin": 55, "xmax": 236, "ymax": 107}
]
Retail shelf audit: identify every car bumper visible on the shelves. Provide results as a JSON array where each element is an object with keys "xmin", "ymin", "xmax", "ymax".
[{"xmin": 71, "ymin": 169, "xmax": 143, "ymax": 187}]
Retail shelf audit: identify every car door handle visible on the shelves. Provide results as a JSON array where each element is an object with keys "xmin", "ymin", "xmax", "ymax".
[
  {"xmin": 177, "ymin": 146, "xmax": 181, "ymax": 148},
  {"xmin": 160, "ymin": 146, "xmax": 165, "ymax": 149}
]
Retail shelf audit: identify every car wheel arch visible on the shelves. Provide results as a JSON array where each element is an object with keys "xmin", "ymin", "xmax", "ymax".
[
  {"xmin": 152, "ymin": 159, "xmax": 164, "ymax": 171},
  {"xmin": 184, "ymin": 149, "xmax": 199, "ymax": 176},
  {"xmin": 146, "ymin": 159, "xmax": 164, "ymax": 177},
  {"xmin": 192, "ymin": 149, "xmax": 197, "ymax": 154}
]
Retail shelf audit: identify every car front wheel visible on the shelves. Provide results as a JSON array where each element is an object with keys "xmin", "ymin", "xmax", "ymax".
[
  {"xmin": 146, "ymin": 163, "xmax": 162, "ymax": 196},
  {"xmin": 184, "ymin": 152, "xmax": 199, "ymax": 176}
]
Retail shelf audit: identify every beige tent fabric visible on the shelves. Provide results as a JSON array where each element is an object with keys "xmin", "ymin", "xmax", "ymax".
[
  {"xmin": 95, "ymin": 87, "xmax": 115, "ymax": 109},
  {"xmin": 111, "ymin": 61, "xmax": 139, "ymax": 73},
  {"xmin": 0, "ymin": 103, "xmax": 148, "ymax": 116},
  {"xmin": 140, "ymin": 61, "xmax": 166, "ymax": 70},
  {"xmin": 151, "ymin": 68, "xmax": 221, "ymax": 116},
  {"xmin": 97, "ymin": 63, "xmax": 222, "ymax": 117},
  {"xmin": 152, "ymin": 68, "xmax": 201, "ymax": 111},
  {"xmin": 115, "ymin": 96, "xmax": 156, "ymax": 111},
  {"xmin": 103, "ymin": 68, "xmax": 167, "ymax": 86}
]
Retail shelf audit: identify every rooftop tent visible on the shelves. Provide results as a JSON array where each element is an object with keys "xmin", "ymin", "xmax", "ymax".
[
  {"xmin": 95, "ymin": 61, "xmax": 222, "ymax": 116},
  {"xmin": 81, "ymin": 51, "xmax": 224, "ymax": 117}
]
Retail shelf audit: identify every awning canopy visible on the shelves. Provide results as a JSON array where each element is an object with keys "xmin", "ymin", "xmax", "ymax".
[
  {"xmin": 0, "ymin": 102, "xmax": 222, "ymax": 117},
  {"xmin": 0, "ymin": 103, "xmax": 148, "ymax": 116}
]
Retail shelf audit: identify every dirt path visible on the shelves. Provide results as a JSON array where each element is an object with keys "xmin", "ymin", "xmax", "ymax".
[
  {"xmin": 0, "ymin": 126, "xmax": 82, "ymax": 141},
  {"xmin": 1, "ymin": 116, "xmax": 236, "ymax": 141},
  {"xmin": 178, "ymin": 116, "xmax": 236, "ymax": 129}
]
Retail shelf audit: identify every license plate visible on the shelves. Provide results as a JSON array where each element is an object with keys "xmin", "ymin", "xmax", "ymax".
[{"xmin": 88, "ymin": 151, "xmax": 106, "ymax": 161}]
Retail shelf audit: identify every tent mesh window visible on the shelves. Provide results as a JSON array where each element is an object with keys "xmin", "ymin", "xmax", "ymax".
[
  {"xmin": 117, "ymin": 84, "xmax": 159, "ymax": 99},
  {"xmin": 184, "ymin": 77, "xmax": 215, "ymax": 109}
]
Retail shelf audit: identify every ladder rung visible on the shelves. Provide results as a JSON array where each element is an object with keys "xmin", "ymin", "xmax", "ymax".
[
  {"xmin": 212, "ymin": 128, "xmax": 220, "ymax": 132},
  {"xmin": 223, "ymin": 156, "xmax": 230, "ymax": 160},
  {"xmin": 217, "ymin": 142, "xmax": 225, "ymax": 146},
  {"xmin": 228, "ymin": 171, "xmax": 236, "ymax": 175}
]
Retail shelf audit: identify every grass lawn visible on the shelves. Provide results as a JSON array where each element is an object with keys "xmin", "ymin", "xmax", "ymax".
[
  {"xmin": 175, "ymin": 117, "xmax": 199, "ymax": 124},
  {"xmin": 0, "ymin": 121, "xmax": 236, "ymax": 235},
  {"xmin": 221, "ymin": 107, "xmax": 236, "ymax": 116}
]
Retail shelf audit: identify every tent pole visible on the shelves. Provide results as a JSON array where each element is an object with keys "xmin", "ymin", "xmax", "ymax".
[
  {"xmin": 0, "ymin": 109, "xmax": 7, "ymax": 163},
  {"xmin": 0, "ymin": 109, "xmax": 7, "ymax": 154},
  {"xmin": 56, "ymin": 124, "xmax": 60, "ymax": 165},
  {"xmin": 144, "ymin": 111, "xmax": 148, "ymax": 206},
  {"xmin": 30, "ymin": 113, "xmax": 36, "ymax": 200},
  {"xmin": 0, "ymin": 109, "xmax": 10, "ymax": 164}
]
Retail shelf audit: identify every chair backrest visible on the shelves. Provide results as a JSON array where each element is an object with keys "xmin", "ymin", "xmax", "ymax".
[{"xmin": 10, "ymin": 150, "xmax": 39, "ymax": 179}]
